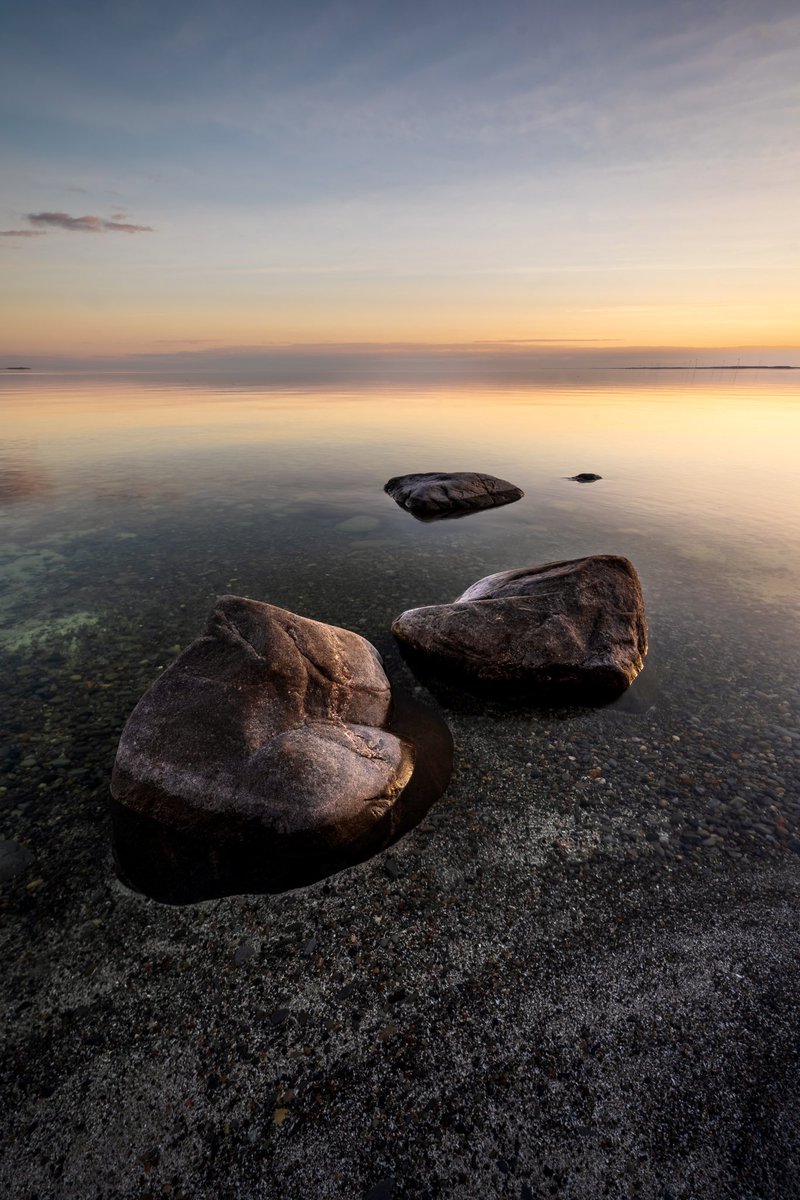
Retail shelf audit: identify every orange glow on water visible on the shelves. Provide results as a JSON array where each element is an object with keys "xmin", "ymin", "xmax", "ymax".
[{"xmin": 3, "ymin": 374, "xmax": 799, "ymax": 539}]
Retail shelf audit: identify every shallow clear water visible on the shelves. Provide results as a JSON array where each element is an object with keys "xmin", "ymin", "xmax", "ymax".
[{"xmin": 2, "ymin": 367, "xmax": 799, "ymax": 877}]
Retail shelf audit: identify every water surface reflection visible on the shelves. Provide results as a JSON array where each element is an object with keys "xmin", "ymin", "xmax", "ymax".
[{"xmin": 1, "ymin": 368, "xmax": 798, "ymax": 881}]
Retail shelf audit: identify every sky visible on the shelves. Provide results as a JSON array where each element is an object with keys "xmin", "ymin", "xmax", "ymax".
[{"xmin": 1, "ymin": 0, "xmax": 798, "ymax": 362}]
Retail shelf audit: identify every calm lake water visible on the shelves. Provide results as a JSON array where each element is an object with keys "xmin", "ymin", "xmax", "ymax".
[
  {"xmin": 2, "ymin": 367, "xmax": 799, "ymax": 880},
  {"xmin": 3, "ymin": 366, "xmax": 800, "ymax": 1199}
]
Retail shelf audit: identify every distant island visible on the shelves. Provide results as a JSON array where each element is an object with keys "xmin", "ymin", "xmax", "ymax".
[
  {"xmin": 626, "ymin": 365, "xmax": 796, "ymax": 371},
  {"xmin": 5, "ymin": 366, "xmax": 31, "ymax": 370}
]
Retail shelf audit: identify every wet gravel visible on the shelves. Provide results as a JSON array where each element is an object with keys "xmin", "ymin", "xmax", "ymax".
[{"xmin": 1, "ymin": 493, "xmax": 799, "ymax": 1199}]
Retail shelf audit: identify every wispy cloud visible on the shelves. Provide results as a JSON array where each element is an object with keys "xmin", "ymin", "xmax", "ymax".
[
  {"xmin": 103, "ymin": 217, "xmax": 153, "ymax": 232},
  {"xmin": 27, "ymin": 211, "xmax": 153, "ymax": 233},
  {"xmin": 0, "ymin": 229, "xmax": 46, "ymax": 238}
]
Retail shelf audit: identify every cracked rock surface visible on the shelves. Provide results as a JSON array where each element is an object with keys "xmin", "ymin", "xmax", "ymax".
[
  {"xmin": 392, "ymin": 555, "xmax": 647, "ymax": 701},
  {"xmin": 111, "ymin": 596, "xmax": 452, "ymax": 902},
  {"xmin": 384, "ymin": 471, "xmax": 524, "ymax": 520}
]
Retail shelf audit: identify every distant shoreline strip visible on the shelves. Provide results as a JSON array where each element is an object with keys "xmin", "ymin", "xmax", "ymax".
[{"xmin": 624, "ymin": 365, "xmax": 796, "ymax": 370}]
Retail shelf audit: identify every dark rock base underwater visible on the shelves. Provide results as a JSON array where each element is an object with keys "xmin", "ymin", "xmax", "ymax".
[{"xmin": 111, "ymin": 688, "xmax": 453, "ymax": 904}]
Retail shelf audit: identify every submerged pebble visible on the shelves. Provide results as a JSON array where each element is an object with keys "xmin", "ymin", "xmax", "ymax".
[{"xmin": 0, "ymin": 840, "xmax": 33, "ymax": 883}]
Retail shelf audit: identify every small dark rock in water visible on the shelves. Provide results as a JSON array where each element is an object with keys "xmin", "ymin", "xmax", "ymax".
[
  {"xmin": 384, "ymin": 471, "xmax": 523, "ymax": 520},
  {"xmin": 392, "ymin": 555, "xmax": 647, "ymax": 703},
  {"xmin": 0, "ymin": 840, "xmax": 34, "ymax": 884},
  {"xmin": 110, "ymin": 595, "xmax": 452, "ymax": 903},
  {"xmin": 568, "ymin": 472, "xmax": 602, "ymax": 482}
]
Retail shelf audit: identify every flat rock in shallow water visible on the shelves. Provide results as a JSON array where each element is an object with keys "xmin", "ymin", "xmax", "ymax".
[
  {"xmin": 568, "ymin": 472, "xmax": 602, "ymax": 483},
  {"xmin": 392, "ymin": 555, "xmax": 647, "ymax": 702},
  {"xmin": 110, "ymin": 596, "xmax": 452, "ymax": 903},
  {"xmin": 384, "ymin": 471, "xmax": 523, "ymax": 520}
]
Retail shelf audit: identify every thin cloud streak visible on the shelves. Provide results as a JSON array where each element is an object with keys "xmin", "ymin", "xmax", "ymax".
[
  {"xmin": 0, "ymin": 229, "xmax": 46, "ymax": 237},
  {"xmin": 26, "ymin": 211, "xmax": 153, "ymax": 233}
]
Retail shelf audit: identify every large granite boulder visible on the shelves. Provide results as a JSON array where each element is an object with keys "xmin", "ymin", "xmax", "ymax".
[
  {"xmin": 392, "ymin": 555, "xmax": 647, "ymax": 702},
  {"xmin": 111, "ymin": 596, "xmax": 452, "ymax": 903},
  {"xmin": 384, "ymin": 471, "xmax": 523, "ymax": 520}
]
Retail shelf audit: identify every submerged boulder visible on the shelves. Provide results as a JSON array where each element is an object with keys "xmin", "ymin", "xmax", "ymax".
[
  {"xmin": 111, "ymin": 596, "xmax": 452, "ymax": 903},
  {"xmin": 384, "ymin": 471, "xmax": 523, "ymax": 520},
  {"xmin": 568, "ymin": 473, "xmax": 602, "ymax": 483},
  {"xmin": 392, "ymin": 555, "xmax": 647, "ymax": 702}
]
